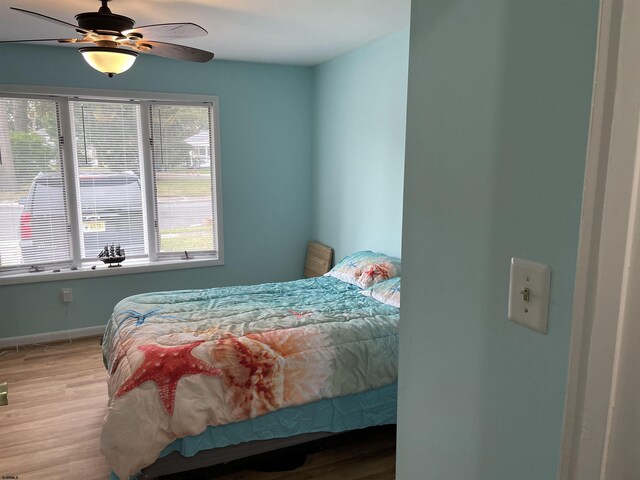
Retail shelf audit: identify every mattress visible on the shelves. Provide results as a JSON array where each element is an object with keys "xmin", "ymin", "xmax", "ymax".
[{"xmin": 101, "ymin": 276, "xmax": 399, "ymax": 478}]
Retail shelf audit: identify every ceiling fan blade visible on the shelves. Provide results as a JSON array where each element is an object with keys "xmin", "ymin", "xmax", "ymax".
[
  {"xmin": 10, "ymin": 7, "xmax": 92, "ymax": 35},
  {"xmin": 0, "ymin": 38, "xmax": 85, "ymax": 44},
  {"xmin": 137, "ymin": 41, "xmax": 214, "ymax": 63},
  {"xmin": 123, "ymin": 23, "xmax": 207, "ymax": 39}
]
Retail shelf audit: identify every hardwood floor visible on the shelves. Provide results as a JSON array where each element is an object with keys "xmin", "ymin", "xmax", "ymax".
[
  {"xmin": 0, "ymin": 337, "xmax": 110, "ymax": 480},
  {"xmin": 0, "ymin": 337, "xmax": 396, "ymax": 480}
]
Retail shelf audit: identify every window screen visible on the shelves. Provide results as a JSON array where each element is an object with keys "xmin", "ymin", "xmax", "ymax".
[
  {"xmin": 149, "ymin": 104, "xmax": 216, "ymax": 256},
  {"xmin": 69, "ymin": 101, "xmax": 147, "ymax": 259},
  {"xmin": 0, "ymin": 97, "xmax": 71, "ymax": 268}
]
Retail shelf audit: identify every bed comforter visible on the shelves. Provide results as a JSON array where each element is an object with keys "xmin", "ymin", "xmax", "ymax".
[{"xmin": 100, "ymin": 276, "xmax": 399, "ymax": 479}]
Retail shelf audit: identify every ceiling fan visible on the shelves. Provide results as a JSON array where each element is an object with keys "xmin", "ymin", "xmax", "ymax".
[{"xmin": 0, "ymin": 0, "xmax": 215, "ymax": 77}]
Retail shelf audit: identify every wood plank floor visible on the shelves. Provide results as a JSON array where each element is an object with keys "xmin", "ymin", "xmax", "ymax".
[{"xmin": 0, "ymin": 337, "xmax": 396, "ymax": 480}]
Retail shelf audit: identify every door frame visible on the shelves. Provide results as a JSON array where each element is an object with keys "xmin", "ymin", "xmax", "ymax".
[{"xmin": 558, "ymin": 0, "xmax": 640, "ymax": 478}]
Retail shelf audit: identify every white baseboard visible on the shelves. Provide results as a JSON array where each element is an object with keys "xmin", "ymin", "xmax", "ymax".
[{"xmin": 0, "ymin": 325, "xmax": 105, "ymax": 349}]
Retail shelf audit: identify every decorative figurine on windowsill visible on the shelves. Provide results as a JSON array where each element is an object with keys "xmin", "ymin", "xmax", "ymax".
[{"xmin": 98, "ymin": 244, "xmax": 126, "ymax": 267}]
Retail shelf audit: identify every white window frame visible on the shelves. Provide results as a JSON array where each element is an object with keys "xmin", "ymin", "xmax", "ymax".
[{"xmin": 0, "ymin": 84, "xmax": 224, "ymax": 286}]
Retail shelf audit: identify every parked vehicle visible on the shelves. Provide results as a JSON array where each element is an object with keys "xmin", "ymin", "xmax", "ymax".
[{"xmin": 20, "ymin": 172, "xmax": 145, "ymax": 265}]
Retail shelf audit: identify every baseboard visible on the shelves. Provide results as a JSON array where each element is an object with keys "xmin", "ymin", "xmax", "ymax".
[{"xmin": 0, "ymin": 325, "xmax": 105, "ymax": 349}]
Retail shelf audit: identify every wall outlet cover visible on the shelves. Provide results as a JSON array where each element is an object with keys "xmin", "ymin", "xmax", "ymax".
[{"xmin": 60, "ymin": 288, "xmax": 73, "ymax": 303}]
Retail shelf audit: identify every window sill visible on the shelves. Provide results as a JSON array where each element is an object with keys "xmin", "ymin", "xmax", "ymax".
[{"xmin": 0, "ymin": 256, "xmax": 224, "ymax": 286}]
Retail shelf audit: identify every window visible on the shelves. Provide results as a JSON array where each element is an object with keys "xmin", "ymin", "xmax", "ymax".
[
  {"xmin": 70, "ymin": 100, "xmax": 147, "ymax": 259},
  {"xmin": 0, "ymin": 91, "xmax": 222, "ymax": 280},
  {"xmin": 149, "ymin": 104, "xmax": 217, "ymax": 256},
  {"xmin": 0, "ymin": 97, "xmax": 71, "ymax": 268}
]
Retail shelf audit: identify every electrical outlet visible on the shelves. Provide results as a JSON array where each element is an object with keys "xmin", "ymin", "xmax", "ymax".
[{"xmin": 60, "ymin": 288, "xmax": 73, "ymax": 303}]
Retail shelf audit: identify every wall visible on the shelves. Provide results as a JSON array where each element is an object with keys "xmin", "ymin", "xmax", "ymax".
[
  {"xmin": 312, "ymin": 29, "xmax": 409, "ymax": 262},
  {"xmin": 0, "ymin": 44, "xmax": 313, "ymax": 339},
  {"xmin": 397, "ymin": 1, "xmax": 599, "ymax": 479}
]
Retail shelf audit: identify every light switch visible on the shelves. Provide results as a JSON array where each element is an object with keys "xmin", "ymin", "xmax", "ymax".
[{"xmin": 508, "ymin": 258, "xmax": 551, "ymax": 334}]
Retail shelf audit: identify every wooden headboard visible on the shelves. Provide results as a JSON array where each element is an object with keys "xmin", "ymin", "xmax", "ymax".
[{"xmin": 304, "ymin": 241, "xmax": 334, "ymax": 278}]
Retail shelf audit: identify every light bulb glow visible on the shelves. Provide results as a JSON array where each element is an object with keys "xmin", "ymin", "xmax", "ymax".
[{"xmin": 79, "ymin": 47, "xmax": 138, "ymax": 77}]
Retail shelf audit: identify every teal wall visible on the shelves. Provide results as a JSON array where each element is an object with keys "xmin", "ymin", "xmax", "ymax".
[
  {"xmin": 0, "ymin": 44, "xmax": 313, "ymax": 338},
  {"xmin": 312, "ymin": 30, "xmax": 409, "ymax": 262},
  {"xmin": 397, "ymin": 1, "xmax": 599, "ymax": 479}
]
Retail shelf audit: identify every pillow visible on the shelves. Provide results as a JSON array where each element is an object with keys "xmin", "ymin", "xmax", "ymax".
[
  {"xmin": 325, "ymin": 250, "xmax": 401, "ymax": 289},
  {"xmin": 360, "ymin": 277, "xmax": 401, "ymax": 308}
]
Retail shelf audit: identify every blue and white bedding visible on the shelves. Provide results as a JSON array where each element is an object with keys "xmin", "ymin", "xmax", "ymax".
[{"xmin": 101, "ymin": 275, "xmax": 399, "ymax": 478}]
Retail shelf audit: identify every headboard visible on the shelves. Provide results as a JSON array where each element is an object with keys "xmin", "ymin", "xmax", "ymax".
[{"xmin": 303, "ymin": 241, "xmax": 334, "ymax": 278}]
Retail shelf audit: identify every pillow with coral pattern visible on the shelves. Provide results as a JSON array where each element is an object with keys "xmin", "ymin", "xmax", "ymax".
[
  {"xmin": 360, "ymin": 277, "xmax": 401, "ymax": 308},
  {"xmin": 325, "ymin": 250, "xmax": 401, "ymax": 289}
]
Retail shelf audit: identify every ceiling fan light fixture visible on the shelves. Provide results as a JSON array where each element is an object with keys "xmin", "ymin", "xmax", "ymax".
[
  {"xmin": 79, "ymin": 46, "xmax": 137, "ymax": 77},
  {"xmin": 5, "ymin": 2, "xmax": 214, "ymax": 69}
]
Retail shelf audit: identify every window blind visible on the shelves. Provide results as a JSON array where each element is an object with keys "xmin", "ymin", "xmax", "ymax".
[
  {"xmin": 0, "ymin": 97, "xmax": 71, "ymax": 268},
  {"xmin": 149, "ymin": 103, "xmax": 216, "ymax": 256},
  {"xmin": 69, "ymin": 101, "xmax": 147, "ymax": 260},
  {"xmin": 0, "ymin": 92, "xmax": 221, "ymax": 277}
]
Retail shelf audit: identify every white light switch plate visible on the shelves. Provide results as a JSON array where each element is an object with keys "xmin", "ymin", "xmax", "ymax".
[{"xmin": 508, "ymin": 258, "xmax": 551, "ymax": 334}]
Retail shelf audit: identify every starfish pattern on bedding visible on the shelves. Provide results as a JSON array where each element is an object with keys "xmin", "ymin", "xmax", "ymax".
[{"xmin": 115, "ymin": 340, "xmax": 221, "ymax": 415}]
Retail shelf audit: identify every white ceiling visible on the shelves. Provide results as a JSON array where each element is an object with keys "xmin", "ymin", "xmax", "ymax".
[{"xmin": 0, "ymin": 0, "xmax": 411, "ymax": 66}]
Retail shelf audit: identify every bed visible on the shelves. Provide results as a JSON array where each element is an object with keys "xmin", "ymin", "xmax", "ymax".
[{"xmin": 101, "ymin": 251, "xmax": 401, "ymax": 479}]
